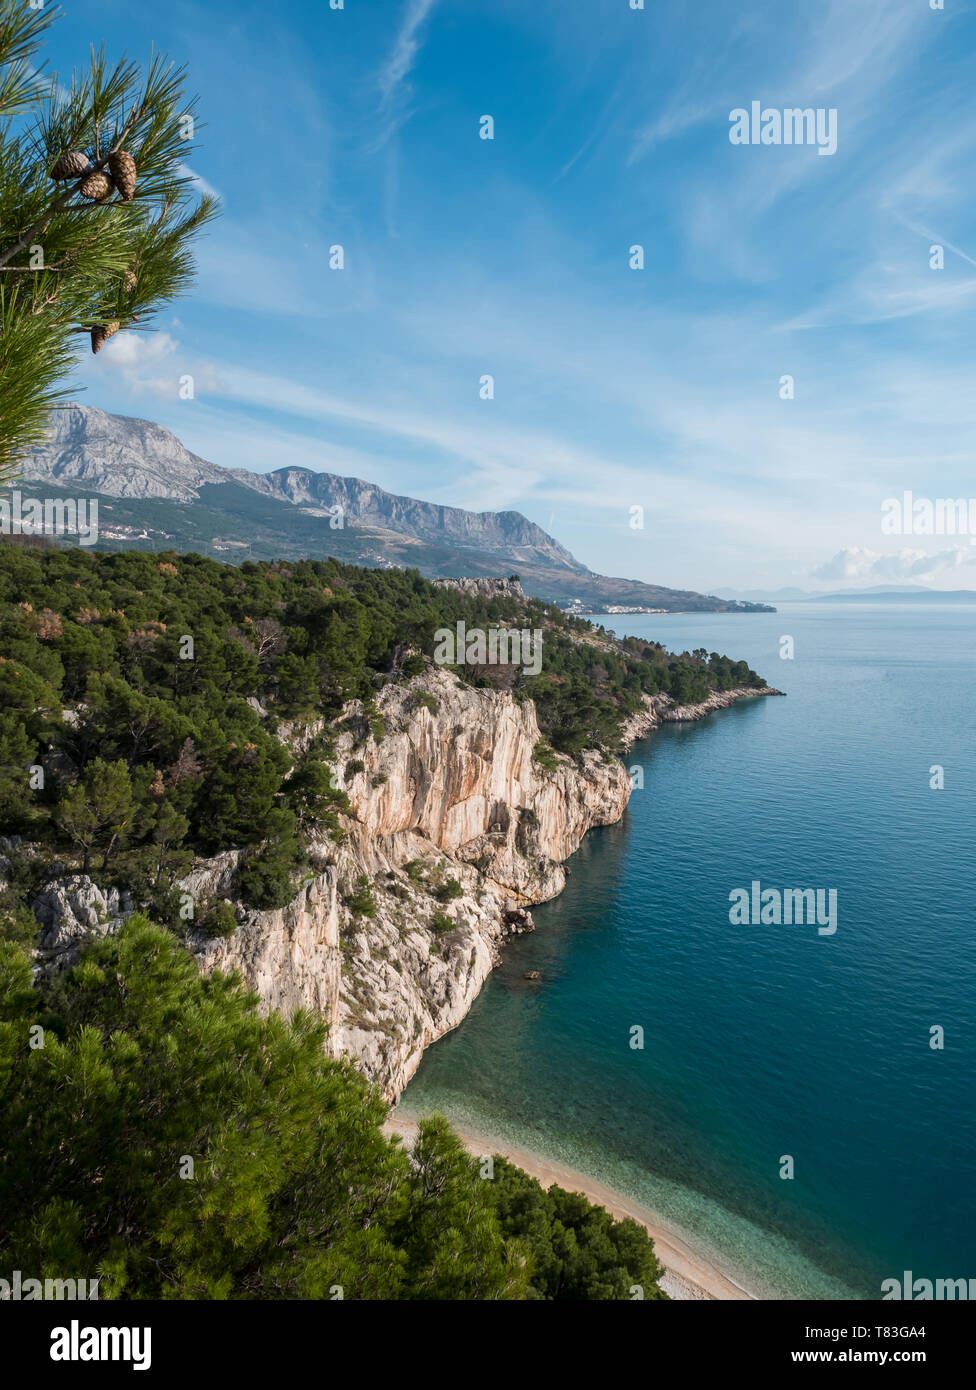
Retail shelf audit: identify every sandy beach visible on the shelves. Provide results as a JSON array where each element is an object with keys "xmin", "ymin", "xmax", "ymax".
[{"xmin": 384, "ymin": 1111, "xmax": 756, "ymax": 1301}]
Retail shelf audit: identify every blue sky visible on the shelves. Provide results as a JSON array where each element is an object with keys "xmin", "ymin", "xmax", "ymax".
[{"xmin": 45, "ymin": 0, "xmax": 976, "ymax": 593}]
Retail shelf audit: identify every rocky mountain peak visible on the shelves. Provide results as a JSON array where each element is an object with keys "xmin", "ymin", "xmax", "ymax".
[{"xmin": 22, "ymin": 403, "xmax": 228, "ymax": 502}]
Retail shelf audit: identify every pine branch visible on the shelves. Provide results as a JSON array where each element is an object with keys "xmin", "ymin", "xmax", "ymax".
[
  {"xmin": 0, "ymin": 101, "xmax": 143, "ymax": 268},
  {"xmin": 0, "ymin": 0, "xmax": 219, "ymax": 474}
]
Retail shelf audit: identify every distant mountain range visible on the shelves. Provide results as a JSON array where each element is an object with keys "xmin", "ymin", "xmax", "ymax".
[
  {"xmin": 725, "ymin": 585, "xmax": 976, "ymax": 603},
  {"xmin": 16, "ymin": 405, "xmax": 773, "ymax": 614},
  {"xmin": 817, "ymin": 589, "xmax": 976, "ymax": 602}
]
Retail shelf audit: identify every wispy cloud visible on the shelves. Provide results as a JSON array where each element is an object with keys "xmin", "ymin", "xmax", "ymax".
[
  {"xmin": 378, "ymin": 0, "xmax": 439, "ymax": 104},
  {"xmin": 178, "ymin": 162, "xmax": 222, "ymax": 201}
]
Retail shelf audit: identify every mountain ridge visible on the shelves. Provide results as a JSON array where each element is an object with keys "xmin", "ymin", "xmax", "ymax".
[{"xmin": 19, "ymin": 404, "xmax": 773, "ymax": 613}]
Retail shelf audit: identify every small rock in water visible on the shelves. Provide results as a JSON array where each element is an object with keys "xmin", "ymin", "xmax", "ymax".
[{"xmin": 522, "ymin": 970, "xmax": 542, "ymax": 980}]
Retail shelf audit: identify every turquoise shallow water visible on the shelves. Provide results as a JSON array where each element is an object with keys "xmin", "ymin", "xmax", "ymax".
[{"xmin": 399, "ymin": 602, "xmax": 976, "ymax": 1299}]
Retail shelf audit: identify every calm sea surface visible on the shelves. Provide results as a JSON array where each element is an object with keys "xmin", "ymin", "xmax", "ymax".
[{"xmin": 400, "ymin": 602, "xmax": 976, "ymax": 1298}]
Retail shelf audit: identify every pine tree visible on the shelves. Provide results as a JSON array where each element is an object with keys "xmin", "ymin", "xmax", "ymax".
[
  {"xmin": 54, "ymin": 756, "xmax": 135, "ymax": 873},
  {"xmin": 0, "ymin": 914, "xmax": 529, "ymax": 1300},
  {"xmin": 0, "ymin": 0, "xmax": 218, "ymax": 481}
]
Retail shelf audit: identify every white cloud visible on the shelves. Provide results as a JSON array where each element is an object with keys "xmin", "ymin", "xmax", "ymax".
[
  {"xmin": 85, "ymin": 330, "xmax": 200, "ymax": 401},
  {"xmin": 99, "ymin": 331, "xmax": 178, "ymax": 370},
  {"xmin": 811, "ymin": 545, "xmax": 968, "ymax": 583},
  {"xmin": 378, "ymin": 0, "xmax": 439, "ymax": 103},
  {"xmin": 178, "ymin": 163, "xmax": 222, "ymax": 201}
]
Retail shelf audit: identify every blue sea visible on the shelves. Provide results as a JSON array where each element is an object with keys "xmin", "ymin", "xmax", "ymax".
[{"xmin": 399, "ymin": 602, "xmax": 976, "ymax": 1299}]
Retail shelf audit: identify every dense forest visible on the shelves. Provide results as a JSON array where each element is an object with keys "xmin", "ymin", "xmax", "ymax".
[{"xmin": 0, "ymin": 545, "xmax": 765, "ymax": 916}]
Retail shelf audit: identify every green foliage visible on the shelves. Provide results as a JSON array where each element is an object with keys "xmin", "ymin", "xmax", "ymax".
[
  {"xmin": 413, "ymin": 691, "xmax": 440, "ymax": 715},
  {"xmin": 345, "ymin": 875, "xmax": 376, "ymax": 919},
  {"xmin": 0, "ymin": 916, "xmax": 529, "ymax": 1299},
  {"xmin": 0, "ymin": 1, "xmax": 218, "ymax": 473},
  {"xmin": 0, "ymin": 890, "xmax": 39, "ymax": 947},
  {"xmin": 430, "ymin": 911, "xmax": 453, "ymax": 935},
  {"xmin": 0, "ymin": 905, "xmax": 669, "ymax": 1301},
  {"xmin": 54, "ymin": 757, "xmax": 135, "ymax": 874},
  {"xmin": 204, "ymin": 900, "xmax": 237, "ymax": 938},
  {"xmin": 237, "ymin": 832, "xmax": 304, "ymax": 910},
  {"xmin": 533, "ymin": 739, "xmax": 559, "ymax": 771},
  {"xmin": 283, "ymin": 757, "xmax": 348, "ymax": 841},
  {"xmin": 435, "ymin": 877, "xmax": 463, "ymax": 904},
  {"xmin": 389, "ymin": 1115, "xmax": 528, "ymax": 1300},
  {"xmin": 488, "ymin": 1157, "xmax": 668, "ymax": 1300},
  {"xmin": 402, "ymin": 653, "xmax": 425, "ymax": 677}
]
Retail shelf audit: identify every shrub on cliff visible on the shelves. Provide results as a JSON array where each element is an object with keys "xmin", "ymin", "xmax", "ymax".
[
  {"xmin": 412, "ymin": 691, "xmax": 440, "ymax": 715},
  {"xmin": 283, "ymin": 757, "xmax": 349, "ymax": 841},
  {"xmin": 532, "ymin": 739, "xmax": 559, "ymax": 771},
  {"xmin": 203, "ymin": 900, "xmax": 238, "ymax": 938},
  {"xmin": 345, "ymin": 875, "xmax": 377, "ymax": 919},
  {"xmin": 236, "ymin": 828, "xmax": 305, "ymax": 910},
  {"xmin": 435, "ymin": 877, "xmax": 464, "ymax": 903}
]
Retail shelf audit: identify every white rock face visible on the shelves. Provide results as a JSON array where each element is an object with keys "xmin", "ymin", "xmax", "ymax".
[
  {"xmin": 192, "ymin": 666, "xmax": 630, "ymax": 1099},
  {"xmin": 22, "ymin": 404, "xmax": 228, "ymax": 501},
  {"xmin": 659, "ymin": 686, "xmax": 781, "ymax": 722},
  {"xmin": 178, "ymin": 850, "xmax": 241, "ymax": 905},
  {"xmin": 431, "ymin": 576, "xmax": 528, "ymax": 601},
  {"xmin": 194, "ymin": 871, "xmax": 342, "ymax": 1020},
  {"xmin": 337, "ymin": 666, "xmax": 628, "ymax": 892},
  {"xmin": 32, "ymin": 876, "xmax": 131, "ymax": 962}
]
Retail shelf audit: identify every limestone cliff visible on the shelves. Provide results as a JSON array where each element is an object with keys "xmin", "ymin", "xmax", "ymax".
[
  {"xmin": 191, "ymin": 670, "xmax": 782, "ymax": 1098},
  {"xmin": 190, "ymin": 665, "xmax": 630, "ymax": 1099},
  {"xmin": 21, "ymin": 665, "xmax": 782, "ymax": 1101}
]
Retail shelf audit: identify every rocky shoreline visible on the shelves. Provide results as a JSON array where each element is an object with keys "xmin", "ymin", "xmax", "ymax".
[
  {"xmin": 619, "ymin": 684, "xmax": 784, "ymax": 743},
  {"xmin": 15, "ymin": 672, "xmax": 784, "ymax": 1101}
]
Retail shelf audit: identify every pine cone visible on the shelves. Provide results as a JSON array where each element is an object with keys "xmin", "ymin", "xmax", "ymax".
[
  {"xmin": 50, "ymin": 151, "xmax": 90, "ymax": 181},
  {"xmin": 123, "ymin": 269, "xmax": 137, "ymax": 293},
  {"xmin": 91, "ymin": 320, "xmax": 120, "ymax": 354},
  {"xmin": 108, "ymin": 151, "xmax": 137, "ymax": 201},
  {"xmin": 79, "ymin": 171, "xmax": 113, "ymax": 202}
]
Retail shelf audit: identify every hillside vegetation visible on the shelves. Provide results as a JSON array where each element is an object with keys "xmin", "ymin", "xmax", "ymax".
[{"xmin": 0, "ymin": 547, "xmax": 765, "ymax": 916}]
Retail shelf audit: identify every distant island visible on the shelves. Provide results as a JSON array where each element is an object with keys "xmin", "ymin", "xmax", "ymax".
[
  {"xmin": 815, "ymin": 588, "xmax": 976, "ymax": 603},
  {"xmin": 723, "ymin": 584, "xmax": 976, "ymax": 604}
]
